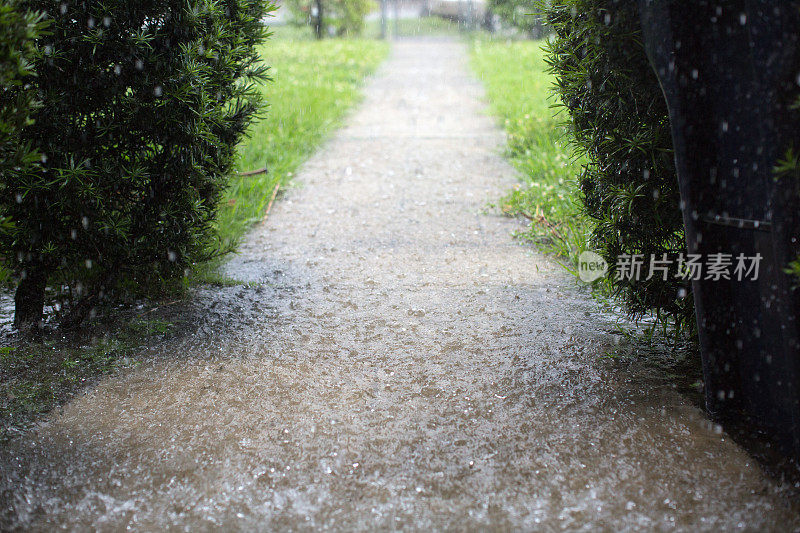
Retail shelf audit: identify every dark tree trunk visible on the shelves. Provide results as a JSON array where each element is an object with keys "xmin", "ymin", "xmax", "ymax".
[
  {"xmin": 314, "ymin": 0, "xmax": 324, "ymax": 39},
  {"xmin": 14, "ymin": 266, "xmax": 48, "ymax": 333},
  {"xmin": 638, "ymin": 0, "xmax": 800, "ymax": 459}
]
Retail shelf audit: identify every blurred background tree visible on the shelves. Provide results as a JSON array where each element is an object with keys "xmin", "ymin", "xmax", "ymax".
[
  {"xmin": 285, "ymin": 0, "xmax": 374, "ymax": 37},
  {"xmin": 489, "ymin": 0, "xmax": 547, "ymax": 37}
]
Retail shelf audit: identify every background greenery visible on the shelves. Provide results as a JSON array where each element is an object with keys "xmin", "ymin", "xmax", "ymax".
[
  {"xmin": 488, "ymin": 0, "xmax": 547, "ymax": 37},
  {"xmin": 284, "ymin": 0, "xmax": 374, "ymax": 36}
]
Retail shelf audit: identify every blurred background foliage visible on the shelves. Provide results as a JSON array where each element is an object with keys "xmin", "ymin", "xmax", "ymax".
[
  {"xmin": 285, "ymin": 0, "xmax": 374, "ymax": 36},
  {"xmin": 488, "ymin": 0, "xmax": 547, "ymax": 37}
]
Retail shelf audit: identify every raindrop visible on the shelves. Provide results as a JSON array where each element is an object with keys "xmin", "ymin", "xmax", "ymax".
[
  {"xmin": 135, "ymin": 59, "xmax": 144, "ymax": 71},
  {"xmin": 59, "ymin": 3, "xmax": 67, "ymax": 14},
  {"xmin": 15, "ymin": 193, "xmax": 22, "ymax": 204},
  {"xmin": 85, "ymin": 259, "xmax": 93, "ymax": 269},
  {"xmin": 739, "ymin": 13, "xmax": 747, "ymax": 25},
  {"xmin": 70, "ymin": 229, "xmax": 77, "ymax": 240},
  {"xmin": 103, "ymin": 16, "xmax": 111, "ymax": 27},
  {"xmin": 88, "ymin": 17, "xmax": 95, "ymax": 29},
  {"xmin": 114, "ymin": 64, "xmax": 122, "ymax": 75},
  {"xmin": 82, "ymin": 216, "xmax": 89, "ymax": 229},
  {"xmin": 167, "ymin": 250, "xmax": 177, "ymax": 262},
  {"xmin": 154, "ymin": 85, "xmax": 163, "ymax": 97},
  {"xmin": 721, "ymin": 121, "xmax": 729, "ymax": 132}
]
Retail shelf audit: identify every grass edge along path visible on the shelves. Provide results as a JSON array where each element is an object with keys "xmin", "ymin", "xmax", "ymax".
[
  {"xmin": 468, "ymin": 37, "xmax": 702, "ymax": 370},
  {"xmin": 468, "ymin": 37, "xmax": 591, "ymax": 270},
  {"xmin": 203, "ymin": 28, "xmax": 390, "ymax": 281}
]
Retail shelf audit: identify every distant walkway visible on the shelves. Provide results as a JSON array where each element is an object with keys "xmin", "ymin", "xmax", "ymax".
[{"xmin": 3, "ymin": 39, "xmax": 798, "ymax": 530}]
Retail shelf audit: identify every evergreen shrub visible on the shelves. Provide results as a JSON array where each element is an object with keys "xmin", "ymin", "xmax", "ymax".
[
  {"xmin": 3, "ymin": 0, "xmax": 271, "ymax": 328},
  {"xmin": 542, "ymin": 0, "xmax": 694, "ymax": 330},
  {"xmin": 0, "ymin": 1, "xmax": 47, "ymax": 285}
]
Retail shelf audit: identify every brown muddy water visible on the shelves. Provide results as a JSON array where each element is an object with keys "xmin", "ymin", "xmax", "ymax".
[{"xmin": 1, "ymin": 39, "xmax": 799, "ymax": 531}]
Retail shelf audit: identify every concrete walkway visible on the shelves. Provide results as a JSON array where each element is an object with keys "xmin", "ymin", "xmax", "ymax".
[{"xmin": 2, "ymin": 39, "xmax": 798, "ymax": 531}]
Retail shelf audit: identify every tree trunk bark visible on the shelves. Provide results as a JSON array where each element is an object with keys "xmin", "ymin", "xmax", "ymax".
[
  {"xmin": 314, "ymin": 0, "xmax": 324, "ymax": 39},
  {"xmin": 14, "ymin": 266, "xmax": 48, "ymax": 333}
]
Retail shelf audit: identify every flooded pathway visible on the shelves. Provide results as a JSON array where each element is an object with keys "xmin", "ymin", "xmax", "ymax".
[{"xmin": 2, "ymin": 39, "xmax": 799, "ymax": 531}]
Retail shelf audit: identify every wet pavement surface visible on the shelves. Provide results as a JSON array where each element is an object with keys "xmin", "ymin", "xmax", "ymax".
[{"xmin": 1, "ymin": 39, "xmax": 799, "ymax": 531}]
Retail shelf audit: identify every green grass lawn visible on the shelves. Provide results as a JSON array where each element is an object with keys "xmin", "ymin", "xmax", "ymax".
[
  {"xmin": 469, "ymin": 37, "xmax": 591, "ymax": 267},
  {"xmin": 212, "ymin": 25, "xmax": 389, "ymax": 261}
]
